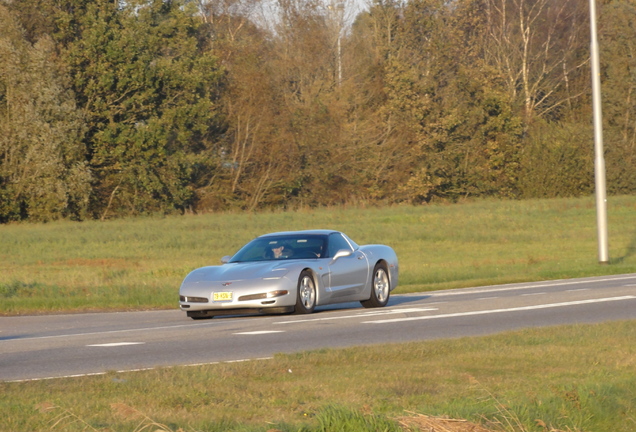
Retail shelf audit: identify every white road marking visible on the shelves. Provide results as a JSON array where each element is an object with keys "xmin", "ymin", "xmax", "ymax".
[
  {"xmin": 185, "ymin": 357, "xmax": 273, "ymax": 368},
  {"xmin": 362, "ymin": 307, "xmax": 436, "ymax": 316},
  {"xmin": 119, "ymin": 367, "xmax": 154, "ymax": 372},
  {"xmin": 567, "ymin": 289, "xmax": 590, "ymax": 292},
  {"xmin": 522, "ymin": 292, "xmax": 546, "ymax": 296},
  {"xmin": 6, "ymin": 357, "xmax": 275, "ymax": 383},
  {"xmin": 234, "ymin": 331, "xmax": 285, "ymax": 335},
  {"xmin": 9, "ymin": 372, "xmax": 110, "ymax": 382},
  {"xmin": 424, "ymin": 275, "xmax": 636, "ymax": 297},
  {"xmin": 0, "ymin": 322, "xmax": 220, "ymax": 343},
  {"xmin": 364, "ymin": 296, "xmax": 636, "ymax": 324},
  {"xmin": 274, "ymin": 308, "xmax": 438, "ymax": 325},
  {"xmin": 87, "ymin": 342, "xmax": 145, "ymax": 347}
]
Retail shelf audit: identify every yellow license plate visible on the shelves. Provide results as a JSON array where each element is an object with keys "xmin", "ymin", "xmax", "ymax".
[{"xmin": 213, "ymin": 292, "xmax": 233, "ymax": 302}]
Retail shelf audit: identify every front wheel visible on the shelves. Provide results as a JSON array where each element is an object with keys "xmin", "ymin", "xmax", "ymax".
[
  {"xmin": 295, "ymin": 270, "xmax": 316, "ymax": 314},
  {"xmin": 361, "ymin": 263, "xmax": 390, "ymax": 308}
]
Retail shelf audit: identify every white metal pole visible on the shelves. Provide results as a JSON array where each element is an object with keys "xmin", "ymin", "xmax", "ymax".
[{"xmin": 589, "ymin": 0, "xmax": 609, "ymax": 264}]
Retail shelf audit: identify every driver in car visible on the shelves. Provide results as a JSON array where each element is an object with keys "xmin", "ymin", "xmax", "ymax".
[{"xmin": 272, "ymin": 245, "xmax": 285, "ymax": 258}]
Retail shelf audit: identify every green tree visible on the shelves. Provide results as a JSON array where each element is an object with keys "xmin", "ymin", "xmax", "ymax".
[
  {"xmin": 358, "ymin": 0, "xmax": 524, "ymax": 202},
  {"xmin": 518, "ymin": 121, "xmax": 594, "ymax": 198},
  {"xmin": 58, "ymin": 0, "xmax": 223, "ymax": 218},
  {"xmin": 599, "ymin": 0, "xmax": 636, "ymax": 194},
  {"xmin": 0, "ymin": 5, "xmax": 90, "ymax": 222}
]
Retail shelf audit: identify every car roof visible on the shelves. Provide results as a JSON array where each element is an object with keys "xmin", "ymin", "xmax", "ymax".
[{"xmin": 259, "ymin": 229, "xmax": 339, "ymax": 237}]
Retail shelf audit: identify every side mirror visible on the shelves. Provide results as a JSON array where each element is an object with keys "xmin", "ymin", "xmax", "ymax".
[
  {"xmin": 221, "ymin": 256, "xmax": 231, "ymax": 264},
  {"xmin": 332, "ymin": 249, "xmax": 352, "ymax": 261}
]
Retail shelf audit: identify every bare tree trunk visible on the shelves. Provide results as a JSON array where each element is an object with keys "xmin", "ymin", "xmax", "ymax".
[{"xmin": 484, "ymin": 0, "xmax": 587, "ymax": 123}]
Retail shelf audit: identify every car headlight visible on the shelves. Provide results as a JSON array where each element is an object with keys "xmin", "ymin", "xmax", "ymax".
[{"xmin": 238, "ymin": 290, "xmax": 289, "ymax": 301}]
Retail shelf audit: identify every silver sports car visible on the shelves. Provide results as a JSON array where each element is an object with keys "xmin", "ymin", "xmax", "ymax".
[{"xmin": 179, "ymin": 230, "xmax": 399, "ymax": 319}]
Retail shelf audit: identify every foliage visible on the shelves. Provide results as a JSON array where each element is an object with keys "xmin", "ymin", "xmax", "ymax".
[
  {"xmin": 0, "ymin": 5, "xmax": 90, "ymax": 222},
  {"xmin": 1, "ymin": 0, "xmax": 635, "ymax": 220},
  {"xmin": 599, "ymin": 0, "xmax": 636, "ymax": 195},
  {"xmin": 518, "ymin": 121, "xmax": 594, "ymax": 198},
  {"xmin": 58, "ymin": 0, "xmax": 224, "ymax": 218}
]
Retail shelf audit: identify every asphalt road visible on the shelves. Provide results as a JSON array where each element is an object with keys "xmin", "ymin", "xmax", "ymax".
[{"xmin": 1, "ymin": 273, "xmax": 635, "ymax": 382}]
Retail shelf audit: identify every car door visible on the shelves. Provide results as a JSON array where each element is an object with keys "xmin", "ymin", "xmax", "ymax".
[{"xmin": 325, "ymin": 233, "xmax": 369, "ymax": 299}]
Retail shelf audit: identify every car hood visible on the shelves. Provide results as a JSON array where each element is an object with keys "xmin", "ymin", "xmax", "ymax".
[{"xmin": 183, "ymin": 261, "xmax": 292, "ymax": 284}]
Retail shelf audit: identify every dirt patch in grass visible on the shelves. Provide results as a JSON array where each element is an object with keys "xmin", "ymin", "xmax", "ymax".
[{"xmin": 396, "ymin": 413, "xmax": 496, "ymax": 432}]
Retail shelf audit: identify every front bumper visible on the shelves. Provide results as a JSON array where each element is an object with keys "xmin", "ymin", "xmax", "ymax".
[{"xmin": 179, "ymin": 279, "xmax": 296, "ymax": 312}]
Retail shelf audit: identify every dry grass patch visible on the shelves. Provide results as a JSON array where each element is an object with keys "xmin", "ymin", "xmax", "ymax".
[{"xmin": 397, "ymin": 412, "xmax": 496, "ymax": 432}]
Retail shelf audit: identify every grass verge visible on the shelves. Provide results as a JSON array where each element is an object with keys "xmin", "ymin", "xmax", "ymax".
[
  {"xmin": 1, "ymin": 195, "xmax": 635, "ymax": 315},
  {"xmin": 1, "ymin": 320, "xmax": 634, "ymax": 431}
]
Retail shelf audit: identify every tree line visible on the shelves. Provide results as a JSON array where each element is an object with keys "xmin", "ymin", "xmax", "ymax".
[{"xmin": 0, "ymin": 0, "xmax": 634, "ymax": 222}]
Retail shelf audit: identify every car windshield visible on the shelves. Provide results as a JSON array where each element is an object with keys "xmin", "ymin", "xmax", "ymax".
[{"xmin": 229, "ymin": 235, "xmax": 327, "ymax": 263}]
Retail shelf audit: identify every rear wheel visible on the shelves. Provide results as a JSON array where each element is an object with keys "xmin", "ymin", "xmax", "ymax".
[
  {"xmin": 361, "ymin": 263, "xmax": 390, "ymax": 308},
  {"xmin": 295, "ymin": 270, "xmax": 316, "ymax": 314}
]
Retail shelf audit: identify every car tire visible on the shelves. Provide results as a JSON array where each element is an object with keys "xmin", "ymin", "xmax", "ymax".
[
  {"xmin": 295, "ymin": 270, "xmax": 316, "ymax": 314},
  {"xmin": 361, "ymin": 263, "xmax": 390, "ymax": 308}
]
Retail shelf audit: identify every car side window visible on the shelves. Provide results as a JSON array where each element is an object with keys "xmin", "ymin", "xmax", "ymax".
[{"xmin": 327, "ymin": 233, "xmax": 353, "ymax": 257}]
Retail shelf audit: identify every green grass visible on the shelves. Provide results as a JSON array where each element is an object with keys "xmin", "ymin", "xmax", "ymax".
[
  {"xmin": 1, "ymin": 196, "xmax": 635, "ymax": 431},
  {"xmin": 1, "ymin": 195, "xmax": 636, "ymax": 315},
  {"xmin": 1, "ymin": 321, "xmax": 634, "ymax": 431}
]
